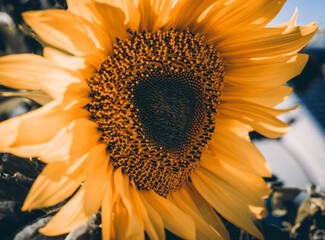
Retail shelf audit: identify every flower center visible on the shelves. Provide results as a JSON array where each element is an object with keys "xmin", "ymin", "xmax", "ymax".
[
  {"xmin": 87, "ymin": 29, "xmax": 224, "ymax": 196},
  {"xmin": 133, "ymin": 66, "xmax": 205, "ymax": 152}
]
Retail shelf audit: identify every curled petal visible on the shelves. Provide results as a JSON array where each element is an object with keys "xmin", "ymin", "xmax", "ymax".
[{"xmin": 39, "ymin": 187, "xmax": 91, "ymax": 236}]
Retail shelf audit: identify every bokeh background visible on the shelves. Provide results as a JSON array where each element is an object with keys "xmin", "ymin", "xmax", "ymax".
[
  {"xmin": 265, "ymin": 0, "xmax": 325, "ymax": 195},
  {"xmin": 0, "ymin": 0, "xmax": 324, "ymax": 239}
]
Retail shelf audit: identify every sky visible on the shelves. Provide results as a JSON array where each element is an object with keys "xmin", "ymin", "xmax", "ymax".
[{"xmin": 269, "ymin": 0, "xmax": 325, "ymax": 27}]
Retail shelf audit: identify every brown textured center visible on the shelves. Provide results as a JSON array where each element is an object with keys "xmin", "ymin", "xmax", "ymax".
[{"xmin": 87, "ymin": 29, "xmax": 224, "ymax": 196}]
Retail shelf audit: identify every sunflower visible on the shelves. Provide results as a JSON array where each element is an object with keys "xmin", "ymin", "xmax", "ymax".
[{"xmin": 0, "ymin": 0, "xmax": 317, "ymax": 239}]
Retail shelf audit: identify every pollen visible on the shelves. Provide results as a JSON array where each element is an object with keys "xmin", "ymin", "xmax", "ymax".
[{"xmin": 87, "ymin": 29, "xmax": 224, "ymax": 196}]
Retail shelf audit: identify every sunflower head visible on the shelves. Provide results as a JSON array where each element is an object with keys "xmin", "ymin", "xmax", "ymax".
[
  {"xmin": 0, "ymin": 0, "xmax": 317, "ymax": 239},
  {"xmin": 87, "ymin": 28, "xmax": 224, "ymax": 196}
]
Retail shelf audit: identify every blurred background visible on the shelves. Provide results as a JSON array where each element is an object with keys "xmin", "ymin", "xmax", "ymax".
[
  {"xmin": 264, "ymin": 0, "xmax": 325, "ymax": 195},
  {"xmin": 0, "ymin": 0, "xmax": 324, "ymax": 239}
]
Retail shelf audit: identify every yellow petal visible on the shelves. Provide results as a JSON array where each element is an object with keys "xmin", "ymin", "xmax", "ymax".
[
  {"xmin": 224, "ymin": 54, "xmax": 309, "ymax": 88},
  {"xmin": 203, "ymin": 127, "xmax": 272, "ymax": 177},
  {"xmin": 22, "ymin": 156, "xmax": 85, "ymax": 210},
  {"xmin": 132, "ymin": 188, "xmax": 165, "ymax": 240},
  {"xmin": 191, "ymin": 169, "xmax": 264, "ymax": 239},
  {"xmin": 39, "ymin": 187, "xmax": 91, "ymax": 236},
  {"xmin": 274, "ymin": 8, "xmax": 298, "ymax": 28},
  {"xmin": 101, "ymin": 176, "xmax": 114, "ymax": 240},
  {"xmin": 223, "ymin": 84, "xmax": 293, "ymax": 107},
  {"xmin": 67, "ymin": 0, "xmax": 101, "ymax": 24},
  {"xmin": 67, "ymin": 0, "xmax": 114, "ymax": 58},
  {"xmin": 39, "ymin": 71, "xmax": 90, "ymax": 105},
  {"xmin": 95, "ymin": 0, "xmax": 140, "ymax": 31},
  {"xmin": 68, "ymin": 0, "xmax": 137, "ymax": 35},
  {"xmin": 4, "ymin": 117, "xmax": 99, "ymax": 163},
  {"xmin": 183, "ymin": 185, "xmax": 230, "ymax": 240},
  {"xmin": 151, "ymin": 0, "xmax": 174, "ymax": 32},
  {"xmin": 138, "ymin": 0, "xmax": 158, "ymax": 32},
  {"xmin": 138, "ymin": 0, "xmax": 173, "ymax": 32},
  {"xmin": 38, "ymin": 119, "xmax": 100, "ymax": 162},
  {"xmin": 0, "ymin": 101, "xmax": 57, "ymax": 150},
  {"xmin": 220, "ymin": 101, "xmax": 296, "ymax": 138},
  {"xmin": 167, "ymin": 0, "xmax": 217, "ymax": 30},
  {"xmin": 200, "ymin": 159, "xmax": 271, "ymax": 207},
  {"xmin": 0, "ymin": 54, "xmax": 50, "ymax": 90},
  {"xmin": 0, "ymin": 53, "xmax": 90, "ymax": 103},
  {"xmin": 113, "ymin": 169, "xmax": 143, "ymax": 239},
  {"xmin": 23, "ymin": 10, "xmax": 107, "ymax": 59},
  {"xmin": 84, "ymin": 144, "xmax": 110, "ymax": 215},
  {"xmin": 250, "ymin": 0, "xmax": 287, "ymax": 26},
  {"xmin": 0, "ymin": 100, "xmax": 89, "ymax": 156},
  {"xmin": 94, "ymin": 2, "xmax": 130, "ymax": 41},
  {"xmin": 169, "ymin": 189, "xmax": 225, "ymax": 240},
  {"xmin": 142, "ymin": 190, "xmax": 196, "ymax": 240},
  {"xmin": 43, "ymin": 47, "xmax": 97, "ymax": 78},
  {"xmin": 215, "ymin": 117, "xmax": 251, "ymax": 137},
  {"xmin": 113, "ymin": 198, "xmax": 145, "ymax": 240},
  {"xmin": 197, "ymin": 0, "xmax": 287, "ymax": 41},
  {"xmin": 219, "ymin": 22, "xmax": 317, "ymax": 58}
]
